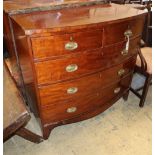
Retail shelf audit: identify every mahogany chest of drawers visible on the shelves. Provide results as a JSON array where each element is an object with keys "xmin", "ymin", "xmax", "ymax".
[{"xmin": 4, "ymin": 1, "xmax": 147, "ymax": 139}]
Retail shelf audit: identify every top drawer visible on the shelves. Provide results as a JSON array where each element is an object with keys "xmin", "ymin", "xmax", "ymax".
[
  {"xmin": 103, "ymin": 17, "xmax": 145, "ymax": 45},
  {"xmin": 31, "ymin": 29, "xmax": 103, "ymax": 59}
]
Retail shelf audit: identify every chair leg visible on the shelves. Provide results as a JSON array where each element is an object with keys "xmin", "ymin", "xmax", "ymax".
[
  {"xmin": 139, "ymin": 75, "xmax": 151, "ymax": 107},
  {"xmin": 16, "ymin": 127, "xmax": 44, "ymax": 143},
  {"xmin": 123, "ymin": 90, "xmax": 129, "ymax": 101}
]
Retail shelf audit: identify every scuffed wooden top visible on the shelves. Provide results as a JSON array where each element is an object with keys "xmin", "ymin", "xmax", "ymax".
[
  {"xmin": 3, "ymin": 64, "xmax": 28, "ymax": 129},
  {"xmin": 4, "ymin": 0, "xmax": 108, "ymax": 15},
  {"xmin": 10, "ymin": 3, "xmax": 147, "ymax": 35}
]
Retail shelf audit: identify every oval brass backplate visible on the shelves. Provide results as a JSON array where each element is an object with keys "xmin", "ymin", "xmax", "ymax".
[
  {"xmin": 67, "ymin": 107, "xmax": 77, "ymax": 113},
  {"xmin": 65, "ymin": 42, "xmax": 78, "ymax": 51},
  {"xmin": 118, "ymin": 69, "xmax": 125, "ymax": 76},
  {"xmin": 114, "ymin": 87, "xmax": 121, "ymax": 94},
  {"xmin": 124, "ymin": 29, "xmax": 133, "ymax": 37},
  {"xmin": 66, "ymin": 64, "xmax": 78, "ymax": 72},
  {"xmin": 67, "ymin": 87, "xmax": 78, "ymax": 94},
  {"xmin": 121, "ymin": 49, "xmax": 128, "ymax": 56}
]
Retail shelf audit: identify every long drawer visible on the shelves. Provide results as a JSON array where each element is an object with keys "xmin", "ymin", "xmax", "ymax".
[
  {"xmin": 31, "ymin": 29, "xmax": 103, "ymax": 59},
  {"xmin": 103, "ymin": 17, "xmax": 144, "ymax": 45},
  {"xmin": 38, "ymin": 56, "xmax": 136, "ymax": 107},
  {"xmin": 34, "ymin": 38, "xmax": 138, "ymax": 85},
  {"xmin": 40, "ymin": 74, "xmax": 132, "ymax": 124}
]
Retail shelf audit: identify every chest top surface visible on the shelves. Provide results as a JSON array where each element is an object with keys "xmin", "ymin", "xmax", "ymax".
[{"xmin": 6, "ymin": 3, "xmax": 147, "ymax": 35}]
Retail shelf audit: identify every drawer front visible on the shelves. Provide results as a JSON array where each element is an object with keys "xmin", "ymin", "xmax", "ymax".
[
  {"xmin": 41, "ymin": 74, "xmax": 132, "ymax": 124},
  {"xmin": 34, "ymin": 45, "xmax": 137, "ymax": 85},
  {"xmin": 103, "ymin": 17, "xmax": 144, "ymax": 45},
  {"xmin": 31, "ymin": 30, "xmax": 103, "ymax": 59},
  {"xmin": 35, "ymin": 49, "xmax": 103, "ymax": 85},
  {"xmin": 39, "ymin": 56, "xmax": 136, "ymax": 107},
  {"xmin": 103, "ymin": 37, "xmax": 140, "ymax": 62}
]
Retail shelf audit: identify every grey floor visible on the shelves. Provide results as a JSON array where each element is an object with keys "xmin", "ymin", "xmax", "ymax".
[{"xmin": 4, "ymin": 83, "xmax": 152, "ymax": 155}]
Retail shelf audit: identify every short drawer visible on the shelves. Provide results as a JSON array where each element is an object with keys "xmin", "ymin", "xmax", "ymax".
[
  {"xmin": 103, "ymin": 17, "xmax": 145, "ymax": 45},
  {"xmin": 38, "ymin": 56, "xmax": 136, "ymax": 107},
  {"xmin": 103, "ymin": 37, "xmax": 140, "ymax": 62},
  {"xmin": 41, "ymin": 74, "xmax": 132, "ymax": 124},
  {"xmin": 31, "ymin": 29, "xmax": 103, "ymax": 59},
  {"xmin": 34, "ymin": 46, "xmax": 137, "ymax": 85}
]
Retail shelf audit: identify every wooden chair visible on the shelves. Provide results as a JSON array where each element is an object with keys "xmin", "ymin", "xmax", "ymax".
[
  {"xmin": 3, "ymin": 63, "xmax": 43, "ymax": 143},
  {"xmin": 130, "ymin": 47, "xmax": 152, "ymax": 107}
]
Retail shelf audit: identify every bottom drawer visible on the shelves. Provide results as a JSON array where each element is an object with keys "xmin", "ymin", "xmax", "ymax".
[{"xmin": 41, "ymin": 74, "xmax": 132, "ymax": 124}]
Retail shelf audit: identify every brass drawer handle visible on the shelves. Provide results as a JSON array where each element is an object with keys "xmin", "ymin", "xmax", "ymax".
[
  {"xmin": 67, "ymin": 107, "xmax": 77, "ymax": 113},
  {"xmin": 65, "ymin": 41, "xmax": 78, "ymax": 51},
  {"xmin": 121, "ymin": 49, "xmax": 128, "ymax": 56},
  {"xmin": 118, "ymin": 69, "xmax": 125, "ymax": 76},
  {"xmin": 67, "ymin": 87, "xmax": 78, "ymax": 94},
  {"xmin": 114, "ymin": 87, "xmax": 121, "ymax": 94},
  {"xmin": 66, "ymin": 64, "xmax": 78, "ymax": 72},
  {"xmin": 124, "ymin": 29, "xmax": 133, "ymax": 37},
  {"xmin": 124, "ymin": 29, "xmax": 132, "ymax": 52}
]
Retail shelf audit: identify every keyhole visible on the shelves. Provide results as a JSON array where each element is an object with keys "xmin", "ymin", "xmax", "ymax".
[{"xmin": 70, "ymin": 36, "xmax": 73, "ymax": 41}]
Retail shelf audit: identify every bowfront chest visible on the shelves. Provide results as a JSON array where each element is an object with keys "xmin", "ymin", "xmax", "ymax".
[{"xmin": 4, "ymin": 1, "xmax": 147, "ymax": 139}]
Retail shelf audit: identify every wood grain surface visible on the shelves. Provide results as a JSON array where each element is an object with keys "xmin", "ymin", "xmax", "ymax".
[
  {"xmin": 8, "ymin": 4, "xmax": 147, "ymax": 35},
  {"xmin": 34, "ymin": 40, "xmax": 138, "ymax": 85},
  {"xmin": 41, "ymin": 74, "xmax": 132, "ymax": 124},
  {"xmin": 31, "ymin": 29, "xmax": 103, "ymax": 59},
  {"xmin": 38, "ymin": 56, "xmax": 136, "ymax": 107}
]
